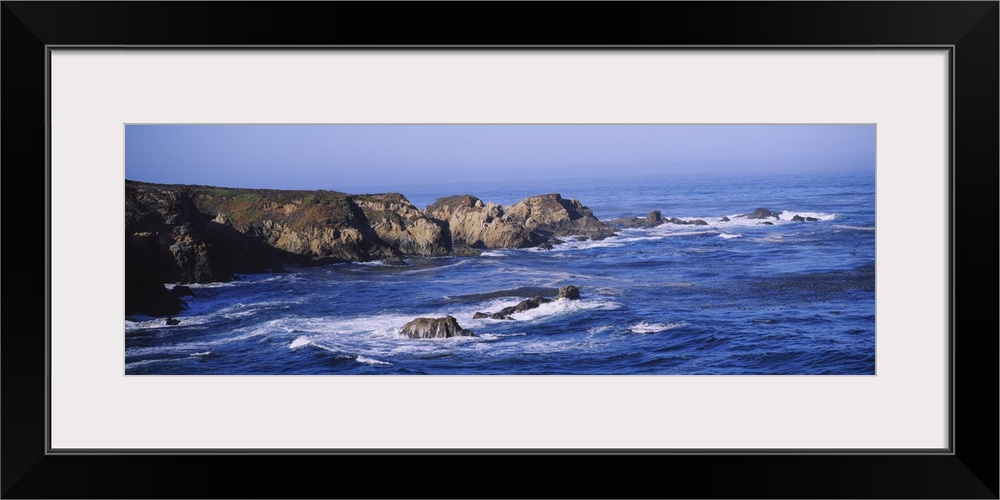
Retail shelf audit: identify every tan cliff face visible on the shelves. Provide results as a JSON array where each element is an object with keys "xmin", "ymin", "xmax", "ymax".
[
  {"xmin": 353, "ymin": 193, "xmax": 451, "ymax": 257},
  {"xmin": 424, "ymin": 195, "xmax": 536, "ymax": 249},
  {"xmin": 425, "ymin": 193, "xmax": 614, "ymax": 249}
]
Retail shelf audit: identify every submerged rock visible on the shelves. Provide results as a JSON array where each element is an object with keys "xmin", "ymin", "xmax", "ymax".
[
  {"xmin": 759, "ymin": 221, "xmax": 775, "ymax": 226},
  {"xmin": 719, "ymin": 216, "xmax": 731, "ymax": 222},
  {"xmin": 399, "ymin": 316, "xmax": 474, "ymax": 339}
]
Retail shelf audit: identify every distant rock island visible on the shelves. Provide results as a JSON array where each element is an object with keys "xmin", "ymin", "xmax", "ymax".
[{"xmin": 125, "ymin": 180, "xmax": 614, "ymax": 316}]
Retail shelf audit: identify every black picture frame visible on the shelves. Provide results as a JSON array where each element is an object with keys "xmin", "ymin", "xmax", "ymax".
[{"xmin": 3, "ymin": 2, "xmax": 996, "ymax": 498}]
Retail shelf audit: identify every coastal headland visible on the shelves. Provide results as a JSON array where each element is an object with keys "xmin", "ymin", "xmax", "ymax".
[{"xmin": 125, "ymin": 180, "xmax": 614, "ymax": 316}]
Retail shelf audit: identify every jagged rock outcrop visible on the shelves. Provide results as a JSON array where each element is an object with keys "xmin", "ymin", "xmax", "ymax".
[
  {"xmin": 645, "ymin": 210, "xmax": 664, "ymax": 227},
  {"xmin": 505, "ymin": 194, "xmax": 615, "ymax": 240},
  {"xmin": 426, "ymin": 193, "xmax": 614, "ymax": 250},
  {"xmin": 557, "ymin": 285, "xmax": 581, "ymax": 300},
  {"xmin": 425, "ymin": 195, "xmax": 539, "ymax": 249},
  {"xmin": 399, "ymin": 316, "xmax": 474, "ymax": 339},
  {"xmin": 791, "ymin": 214, "xmax": 820, "ymax": 222},
  {"xmin": 125, "ymin": 183, "xmax": 291, "ymax": 315},
  {"xmin": 353, "ymin": 193, "xmax": 451, "ymax": 257},
  {"xmin": 609, "ymin": 210, "xmax": 666, "ymax": 229}
]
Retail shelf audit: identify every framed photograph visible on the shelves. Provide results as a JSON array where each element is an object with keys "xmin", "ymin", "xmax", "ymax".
[{"xmin": 4, "ymin": 2, "xmax": 996, "ymax": 498}]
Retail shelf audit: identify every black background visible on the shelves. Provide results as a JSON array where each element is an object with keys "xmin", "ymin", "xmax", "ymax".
[{"xmin": 2, "ymin": 2, "xmax": 997, "ymax": 498}]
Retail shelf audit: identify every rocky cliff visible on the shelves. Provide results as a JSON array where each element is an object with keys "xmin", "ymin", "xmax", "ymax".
[
  {"xmin": 424, "ymin": 193, "xmax": 614, "ymax": 251},
  {"xmin": 125, "ymin": 180, "xmax": 615, "ymax": 316}
]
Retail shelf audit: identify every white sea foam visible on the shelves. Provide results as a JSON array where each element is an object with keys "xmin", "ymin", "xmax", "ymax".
[
  {"xmin": 777, "ymin": 210, "xmax": 836, "ymax": 222},
  {"xmin": 125, "ymin": 358, "xmax": 180, "ymax": 370},
  {"xmin": 189, "ymin": 352, "xmax": 211, "ymax": 357},
  {"xmin": 477, "ymin": 332, "xmax": 527, "ymax": 341},
  {"xmin": 352, "ymin": 260, "xmax": 389, "ymax": 267},
  {"xmin": 177, "ymin": 273, "xmax": 287, "ymax": 289},
  {"xmin": 399, "ymin": 260, "xmax": 470, "ymax": 275},
  {"xmin": 834, "ymin": 224, "xmax": 876, "ymax": 231},
  {"xmin": 289, "ymin": 336, "xmax": 312, "ymax": 349},
  {"xmin": 629, "ymin": 321, "xmax": 686, "ymax": 334},
  {"xmin": 718, "ymin": 233, "xmax": 742, "ymax": 239},
  {"xmin": 356, "ymin": 355, "xmax": 391, "ymax": 366},
  {"xmin": 508, "ymin": 297, "xmax": 621, "ymax": 321},
  {"xmin": 480, "ymin": 250, "xmax": 507, "ymax": 257},
  {"xmin": 586, "ymin": 324, "xmax": 614, "ymax": 335}
]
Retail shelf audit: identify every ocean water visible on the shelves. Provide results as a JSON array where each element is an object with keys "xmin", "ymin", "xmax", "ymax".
[{"xmin": 125, "ymin": 172, "xmax": 875, "ymax": 375}]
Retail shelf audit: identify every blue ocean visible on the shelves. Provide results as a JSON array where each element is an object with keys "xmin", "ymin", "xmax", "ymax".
[{"xmin": 125, "ymin": 171, "xmax": 875, "ymax": 375}]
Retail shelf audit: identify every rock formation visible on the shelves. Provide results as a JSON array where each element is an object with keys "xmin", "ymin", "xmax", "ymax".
[
  {"xmin": 125, "ymin": 180, "xmax": 615, "ymax": 316},
  {"xmin": 505, "ymin": 194, "xmax": 615, "ymax": 241},
  {"xmin": 609, "ymin": 210, "xmax": 666, "ymax": 229},
  {"xmin": 425, "ymin": 195, "xmax": 539, "ymax": 249},
  {"xmin": 399, "ymin": 316, "xmax": 474, "ymax": 339},
  {"xmin": 743, "ymin": 208, "xmax": 781, "ymax": 220},
  {"xmin": 425, "ymin": 193, "xmax": 615, "ymax": 250}
]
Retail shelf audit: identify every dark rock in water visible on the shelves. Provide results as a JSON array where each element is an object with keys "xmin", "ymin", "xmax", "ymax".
[
  {"xmin": 792, "ymin": 214, "xmax": 805, "ymax": 222},
  {"xmin": 478, "ymin": 285, "xmax": 581, "ymax": 319},
  {"xmin": 538, "ymin": 242, "xmax": 554, "ymax": 250},
  {"xmin": 170, "ymin": 285, "xmax": 195, "ymax": 298},
  {"xmin": 805, "ymin": 217, "xmax": 819, "ymax": 222},
  {"xmin": 667, "ymin": 217, "xmax": 708, "ymax": 226},
  {"xmin": 759, "ymin": 221, "xmax": 775, "ymax": 226},
  {"xmin": 645, "ymin": 210, "xmax": 664, "ymax": 227},
  {"xmin": 165, "ymin": 317, "xmax": 180, "ymax": 326},
  {"xmin": 473, "ymin": 312, "xmax": 490, "ymax": 319},
  {"xmin": 491, "ymin": 296, "xmax": 550, "ymax": 320},
  {"xmin": 400, "ymin": 316, "xmax": 474, "ymax": 339},
  {"xmin": 557, "ymin": 285, "xmax": 581, "ymax": 300},
  {"xmin": 744, "ymin": 208, "xmax": 780, "ymax": 220},
  {"xmin": 610, "ymin": 210, "xmax": 663, "ymax": 229},
  {"xmin": 719, "ymin": 216, "xmax": 731, "ymax": 222}
]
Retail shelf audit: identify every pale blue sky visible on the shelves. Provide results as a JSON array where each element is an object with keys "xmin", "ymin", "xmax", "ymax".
[{"xmin": 125, "ymin": 124, "xmax": 875, "ymax": 191}]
